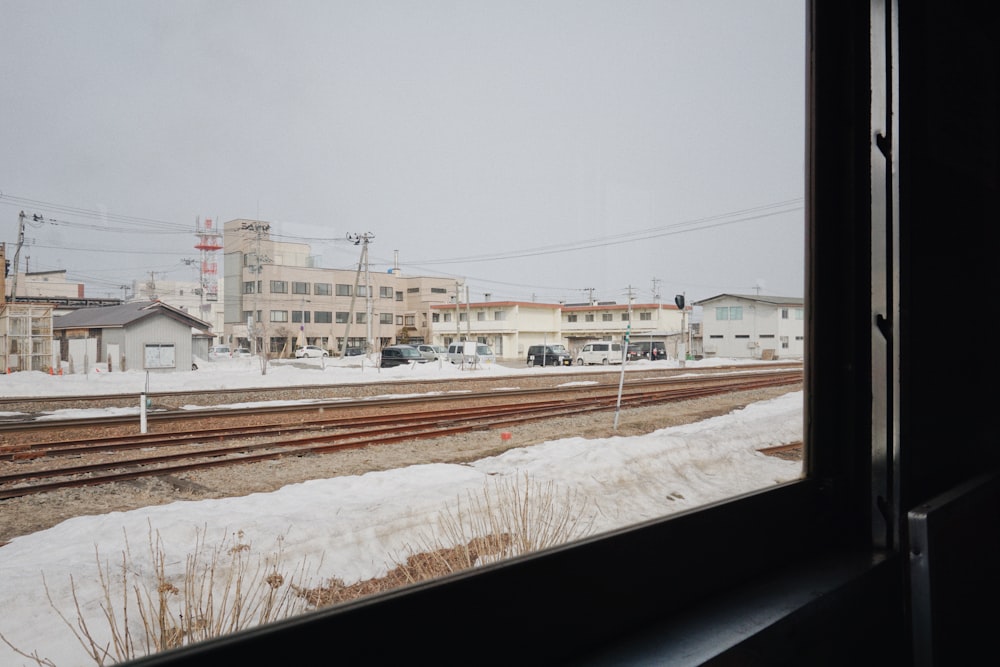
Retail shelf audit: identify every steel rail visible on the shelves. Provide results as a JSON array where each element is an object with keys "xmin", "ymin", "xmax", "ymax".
[{"xmin": 0, "ymin": 374, "xmax": 802, "ymax": 500}]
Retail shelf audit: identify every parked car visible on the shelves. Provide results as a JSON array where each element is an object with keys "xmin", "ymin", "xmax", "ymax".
[
  {"xmin": 208, "ymin": 345, "xmax": 231, "ymax": 360},
  {"xmin": 576, "ymin": 342, "xmax": 623, "ymax": 365},
  {"xmin": 342, "ymin": 347, "xmax": 365, "ymax": 357},
  {"xmin": 526, "ymin": 344, "xmax": 573, "ymax": 366},
  {"xmin": 447, "ymin": 342, "xmax": 496, "ymax": 365},
  {"xmin": 233, "ymin": 347, "xmax": 252, "ymax": 358},
  {"xmin": 626, "ymin": 344, "xmax": 644, "ymax": 361},
  {"xmin": 380, "ymin": 344, "xmax": 428, "ymax": 367},
  {"xmin": 415, "ymin": 344, "xmax": 449, "ymax": 361},
  {"xmin": 295, "ymin": 345, "xmax": 329, "ymax": 358}
]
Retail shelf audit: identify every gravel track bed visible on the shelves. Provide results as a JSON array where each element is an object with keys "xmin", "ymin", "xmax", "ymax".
[{"xmin": 0, "ymin": 385, "xmax": 798, "ymax": 545}]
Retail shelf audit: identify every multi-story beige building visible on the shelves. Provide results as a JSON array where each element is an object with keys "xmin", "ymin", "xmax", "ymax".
[{"xmin": 221, "ymin": 219, "xmax": 455, "ymax": 356}]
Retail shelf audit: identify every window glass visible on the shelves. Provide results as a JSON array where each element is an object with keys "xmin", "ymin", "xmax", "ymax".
[{"xmin": 0, "ymin": 2, "xmax": 805, "ymax": 660}]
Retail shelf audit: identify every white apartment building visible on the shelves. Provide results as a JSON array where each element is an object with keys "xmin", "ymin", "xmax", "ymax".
[
  {"xmin": 430, "ymin": 300, "xmax": 691, "ymax": 362},
  {"xmin": 695, "ymin": 293, "xmax": 804, "ymax": 359},
  {"xmin": 221, "ymin": 219, "xmax": 455, "ymax": 356},
  {"xmin": 130, "ymin": 277, "xmax": 225, "ymax": 343}
]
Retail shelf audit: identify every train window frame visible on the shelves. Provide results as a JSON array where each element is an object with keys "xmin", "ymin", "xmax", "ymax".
[{"xmin": 121, "ymin": 3, "xmax": 888, "ymax": 665}]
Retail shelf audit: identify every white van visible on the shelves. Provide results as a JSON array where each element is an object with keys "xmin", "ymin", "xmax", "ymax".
[
  {"xmin": 576, "ymin": 342, "xmax": 623, "ymax": 365},
  {"xmin": 447, "ymin": 342, "xmax": 496, "ymax": 365},
  {"xmin": 208, "ymin": 345, "xmax": 231, "ymax": 360}
]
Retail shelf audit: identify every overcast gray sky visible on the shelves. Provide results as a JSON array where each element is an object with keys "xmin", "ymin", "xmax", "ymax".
[{"xmin": 1, "ymin": 0, "xmax": 804, "ymax": 305}]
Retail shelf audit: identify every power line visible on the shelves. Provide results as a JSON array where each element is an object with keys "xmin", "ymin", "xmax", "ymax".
[{"xmin": 405, "ymin": 198, "xmax": 802, "ymax": 266}]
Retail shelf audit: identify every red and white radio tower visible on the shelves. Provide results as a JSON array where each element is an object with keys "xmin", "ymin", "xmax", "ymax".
[{"xmin": 194, "ymin": 217, "xmax": 223, "ymax": 316}]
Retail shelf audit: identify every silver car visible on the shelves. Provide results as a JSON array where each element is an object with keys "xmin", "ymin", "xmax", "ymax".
[{"xmin": 415, "ymin": 344, "xmax": 449, "ymax": 361}]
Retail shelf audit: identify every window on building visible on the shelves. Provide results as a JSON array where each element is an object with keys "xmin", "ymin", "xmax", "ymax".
[
  {"xmin": 568, "ymin": 314, "xmax": 578, "ymax": 323},
  {"xmin": 315, "ymin": 311, "xmax": 332, "ymax": 324},
  {"xmin": 795, "ymin": 308, "xmax": 804, "ymax": 320},
  {"xmin": 335, "ymin": 312, "xmax": 350, "ymax": 324},
  {"xmin": 380, "ymin": 313, "xmax": 393, "ymax": 324},
  {"xmin": 640, "ymin": 312, "xmax": 652, "ymax": 321},
  {"xmin": 716, "ymin": 306, "xmax": 744, "ymax": 321},
  {"xmin": 355, "ymin": 312, "xmax": 367, "ymax": 324},
  {"xmin": 270, "ymin": 280, "xmax": 287, "ymax": 294},
  {"xmin": 477, "ymin": 312, "xmax": 486, "ymax": 321},
  {"xmin": 621, "ymin": 313, "xmax": 629, "ymax": 321},
  {"xmin": 432, "ymin": 313, "xmax": 440, "ymax": 323},
  {"xmin": 314, "ymin": 283, "xmax": 332, "ymax": 296},
  {"xmin": 781, "ymin": 336, "xmax": 790, "ymax": 349},
  {"xmin": 292, "ymin": 311, "xmax": 311, "ymax": 324},
  {"xmin": 336, "ymin": 284, "xmax": 352, "ymax": 296},
  {"xmin": 357, "ymin": 286, "xmax": 368, "ymax": 297},
  {"xmin": 408, "ymin": 287, "xmax": 420, "ymax": 293},
  {"xmin": 586, "ymin": 314, "xmax": 595, "ymax": 322},
  {"xmin": 405, "ymin": 315, "xmax": 415, "ymax": 326},
  {"xmin": 494, "ymin": 311, "xmax": 504, "ymax": 321},
  {"xmin": 380, "ymin": 286, "xmax": 392, "ymax": 298},
  {"xmin": 602, "ymin": 314, "xmax": 613, "ymax": 322},
  {"xmin": 243, "ymin": 281, "xmax": 255, "ymax": 294},
  {"xmin": 269, "ymin": 310, "xmax": 288, "ymax": 322},
  {"xmin": 459, "ymin": 313, "xmax": 467, "ymax": 322},
  {"xmin": 443, "ymin": 313, "xmax": 452, "ymax": 322},
  {"xmin": 431, "ymin": 287, "xmax": 447, "ymax": 294},
  {"xmin": 292, "ymin": 282, "xmax": 309, "ymax": 295},
  {"xmin": 396, "ymin": 291, "xmax": 403, "ymax": 301},
  {"xmin": 782, "ymin": 308, "xmax": 789, "ymax": 319}
]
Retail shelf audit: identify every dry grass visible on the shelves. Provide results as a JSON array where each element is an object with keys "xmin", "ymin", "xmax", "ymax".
[
  {"xmin": 303, "ymin": 472, "xmax": 595, "ymax": 606},
  {"xmin": 2, "ymin": 474, "xmax": 593, "ymax": 665}
]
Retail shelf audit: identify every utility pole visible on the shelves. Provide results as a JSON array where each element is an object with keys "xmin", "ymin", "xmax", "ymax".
[
  {"xmin": 240, "ymin": 220, "xmax": 271, "ymax": 358},
  {"xmin": 454, "ymin": 281, "xmax": 462, "ymax": 340},
  {"xmin": 9, "ymin": 211, "xmax": 27, "ymax": 303},
  {"xmin": 181, "ymin": 257, "xmax": 201, "ymax": 312},
  {"xmin": 346, "ymin": 233, "xmax": 375, "ymax": 353}
]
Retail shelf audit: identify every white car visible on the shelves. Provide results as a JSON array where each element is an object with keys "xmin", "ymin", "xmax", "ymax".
[
  {"xmin": 295, "ymin": 345, "xmax": 329, "ymax": 358},
  {"xmin": 415, "ymin": 344, "xmax": 449, "ymax": 361},
  {"xmin": 576, "ymin": 342, "xmax": 623, "ymax": 365},
  {"xmin": 208, "ymin": 345, "xmax": 231, "ymax": 360}
]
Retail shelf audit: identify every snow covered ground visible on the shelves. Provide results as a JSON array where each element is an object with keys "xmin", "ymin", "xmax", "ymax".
[{"xmin": 0, "ymin": 356, "xmax": 803, "ymax": 666}]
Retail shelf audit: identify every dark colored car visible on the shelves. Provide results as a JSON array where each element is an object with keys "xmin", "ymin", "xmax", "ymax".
[
  {"xmin": 526, "ymin": 344, "xmax": 573, "ymax": 366},
  {"xmin": 626, "ymin": 344, "xmax": 644, "ymax": 361},
  {"xmin": 343, "ymin": 347, "xmax": 365, "ymax": 357},
  {"xmin": 380, "ymin": 345, "xmax": 428, "ymax": 368}
]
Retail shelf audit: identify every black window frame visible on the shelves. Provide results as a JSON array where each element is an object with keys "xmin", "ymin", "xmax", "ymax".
[{"xmin": 124, "ymin": 5, "xmax": 898, "ymax": 665}]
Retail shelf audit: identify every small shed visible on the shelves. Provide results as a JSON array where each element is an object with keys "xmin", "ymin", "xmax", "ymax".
[{"xmin": 53, "ymin": 301, "xmax": 211, "ymax": 373}]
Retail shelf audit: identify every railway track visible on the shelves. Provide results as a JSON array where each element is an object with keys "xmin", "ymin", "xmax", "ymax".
[{"xmin": 0, "ymin": 369, "xmax": 802, "ymax": 500}]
